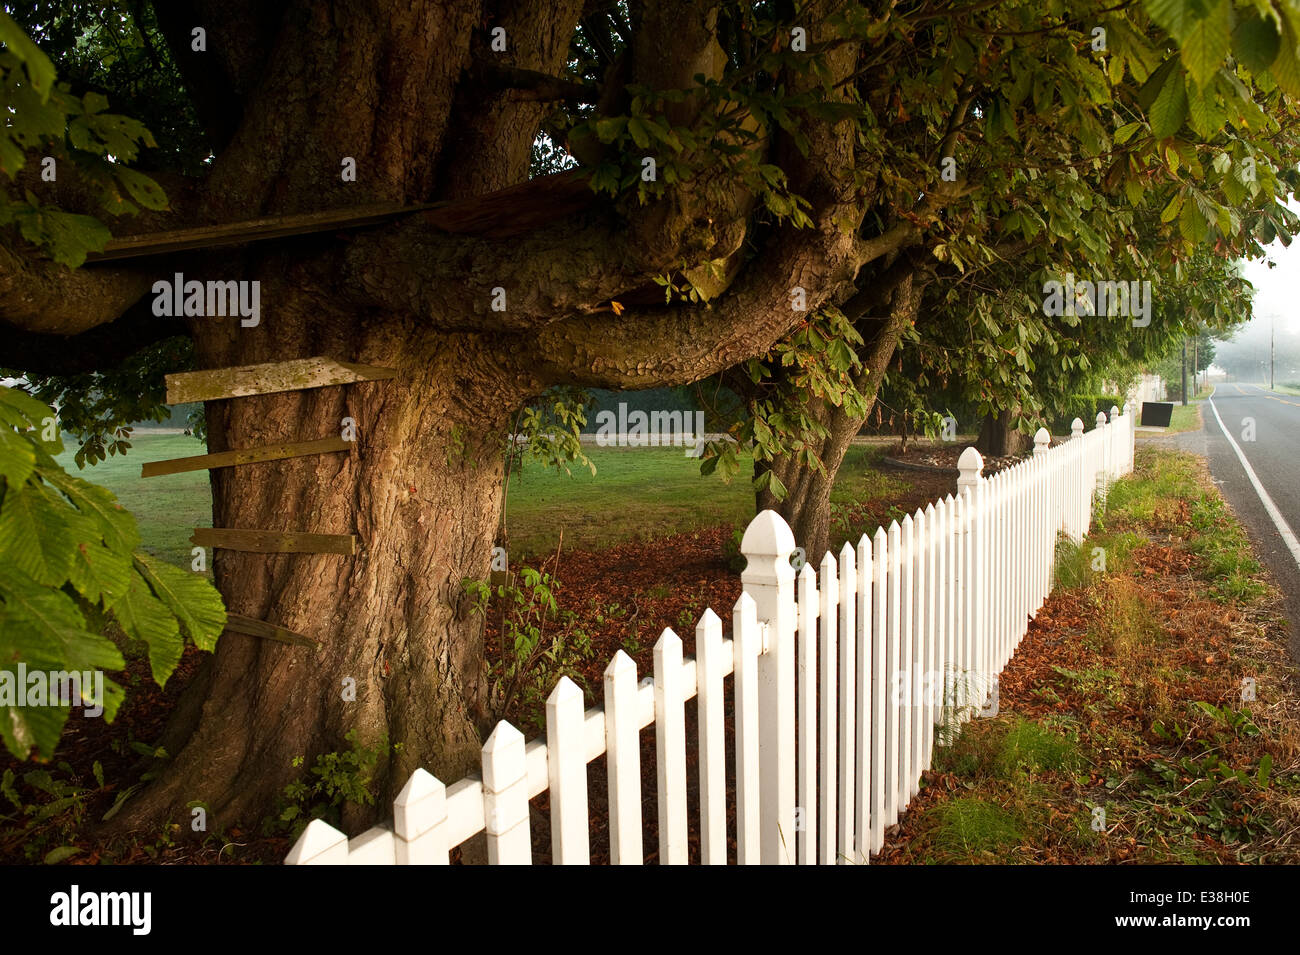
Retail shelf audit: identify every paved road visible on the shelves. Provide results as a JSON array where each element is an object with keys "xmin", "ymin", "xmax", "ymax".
[{"xmin": 1164, "ymin": 383, "xmax": 1300, "ymax": 662}]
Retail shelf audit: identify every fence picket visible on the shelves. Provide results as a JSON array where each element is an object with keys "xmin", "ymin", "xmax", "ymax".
[
  {"xmin": 654, "ymin": 628, "xmax": 688, "ymax": 865},
  {"xmin": 604, "ymin": 650, "xmax": 642, "ymax": 865},
  {"xmin": 482, "ymin": 721, "xmax": 530, "ymax": 864},
  {"xmin": 870, "ymin": 526, "xmax": 889, "ymax": 853},
  {"xmin": 838, "ymin": 541, "xmax": 857, "ymax": 863},
  {"xmin": 733, "ymin": 592, "xmax": 762, "ymax": 864},
  {"xmin": 547, "ymin": 677, "xmax": 590, "ymax": 864},
  {"xmin": 854, "ymin": 534, "xmax": 872, "ymax": 864},
  {"xmin": 886, "ymin": 520, "xmax": 902, "ymax": 826},
  {"xmin": 819, "ymin": 550, "xmax": 838, "ymax": 865},
  {"xmin": 797, "ymin": 564, "xmax": 818, "ymax": 865},
  {"xmin": 696, "ymin": 609, "xmax": 727, "ymax": 865}
]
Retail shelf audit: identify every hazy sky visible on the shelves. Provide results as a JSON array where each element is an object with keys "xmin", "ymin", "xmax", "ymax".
[{"xmin": 1237, "ymin": 197, "xmax": 1300, "ymax": 336}]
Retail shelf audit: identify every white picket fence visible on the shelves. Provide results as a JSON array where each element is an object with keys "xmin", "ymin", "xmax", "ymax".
[{"xmin": 287, "ymin": 404, "xmax": 1136, "ymax": 865}]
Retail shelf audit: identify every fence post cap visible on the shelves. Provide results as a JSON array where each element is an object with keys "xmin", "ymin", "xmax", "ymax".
[
  {"xmin": 1070, "ymin": 417, "xmax": 1084, "ymax": 437},
  {"xmin": 1033, "ymin": 427, "xmax": 1051, "ymax": 454},
  {"xmin": 482, "ymin": 720, "xmax": 526, "ymax": 790},
  {"xmin": 285, "ymin": 817, "xmax": 348, "ymax": 865},
  {"xmin": 604, "ymin": 648, "xmax": 637, "ymax": 680},
  {"xmin": 740, "ymin": 509, "xmax": 796, "ymax": 586},
  {"xmin": 394, "ymin": 768, "xmax": 446, "ymax": 841},
  {"xmin": 957, "ymin": 446, "xmax": 984, "ymax": 486},
  {"xmin": 1095, "ymin": 411, "xmax": 1107, "ymax": 428},
  {"xmin": 547, "ymin": 674, "xmax": 584, "ymax": 708},
  {"xmin": 1109, "ymin": 404, "xmax": 1120, "ymax": 420}
]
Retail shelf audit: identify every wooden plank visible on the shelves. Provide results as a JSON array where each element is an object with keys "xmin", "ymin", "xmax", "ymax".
[
  {"xmin": 165, "ymin": 357, "xmax": 396, "ymax": 404},
  {"xmin": 84, "ymin": 170, "xmax": 593, "ymax": 263},
  {"xmin": 142, "ymin": 435, "xmax": 350, "ymax": 478},
  {"xmin": 191, "ymin": 527, "xmax": 356, "ymax": 555},
  {"xmin": 85, "ymin": 203, "xmax": 432, "ymax": 262},
  {"xmin": 224, "ymin": 613, "xmax": 319, "ymax": 649}
]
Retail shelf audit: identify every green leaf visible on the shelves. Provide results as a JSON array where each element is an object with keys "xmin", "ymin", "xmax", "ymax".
[
  {"xmin": 1179, "ymin": 0, "xmax": 1232, "ymax": 88},
  {"xmin": 1267, "ymin": 18, "xmax": 1300, "ymax": 98},
  {"xmin": 1233, "ymin": 13, "xmax": 1281, "ymax": 73},
  {"xmin": 43, "ymin": 846, "xmax": 80, "ymax": 865},
  {"xmin": 1186, "ymin": 80, "xmax": 1226, "ymax": 139},
  {"xmin": 40, "ymin": 468, "xmax": 140, "ymax": 553},
  {"xmin": 1149, "ymin": 65, "xmax": 1188, "ymax": 138},
  {"xmin": 0, "ymin": 425, "xmax": 37, "ymax": 488},
  {"xmin": 0, "ymin": 564, "xmax": 125, "ymax": 758},
  {"xmin": 132, "ymin": 553, "xmax": 225, "ymax": 651},
  {"xmin": 0, "ymin": 480, "xmax": 83, "ymax": 586},
  {"xmin": 113, "ymin": 571, "xmax": 183, "ymax": 684},
  {"xmin": 112, "ymin": 166, "xmax": 169, "ymax": 211},
  {"xmin": 1144, "ymin": 0, "xmax": 1193, "ymax": 42},
  {"xmin": 0, "ymin": 12, "xmax": 56, "ymax": 101},
  {"xmin": 67, "ymin": 541, "xmax": 132, "ymax": 609}
]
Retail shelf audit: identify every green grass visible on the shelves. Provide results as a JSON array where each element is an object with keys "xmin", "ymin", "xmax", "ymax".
[
  {"xmin": 504, "ymin": 443, "xmax": 907, "ymax": 557},
  {"xmin": 60, "ymin": 437, "xmax": 915, "ymax": 564},
  {"xmin": 53, "ymin": 432, "xmax": 211, "ymax": 569},
  {"xmin": 1272, "ymin": 381, "xmax": 1300, "ymax": 397}
]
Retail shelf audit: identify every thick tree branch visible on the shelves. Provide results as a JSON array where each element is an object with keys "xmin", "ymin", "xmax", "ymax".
[
  {"xmin": 469, "ymin": 62, "xmax": 600, "ymax": 102},
  {"xmin": 148, "ymin": 0, "xmax": 285, "ymax": 152},
  {"xmin": 0, "ymin": 306, "xmax": 180, "ymax": 375}
]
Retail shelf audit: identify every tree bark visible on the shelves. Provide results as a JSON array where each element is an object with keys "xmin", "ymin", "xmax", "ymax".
[{"xmin": 976, "ymin": 408, "xmax": 1029, "ymax": 457}]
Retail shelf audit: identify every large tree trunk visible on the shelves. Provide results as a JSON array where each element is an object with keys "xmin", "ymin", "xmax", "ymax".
[
  {"xmin": 119, "ymin": 264, "xmax": 519, "ymax": 832},
  {"xmin": 977, "ymin": 408, "xmax": 1029, "ymax": 457}
]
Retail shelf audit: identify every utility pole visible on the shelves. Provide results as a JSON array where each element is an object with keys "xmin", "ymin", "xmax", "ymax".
[
  {"xmin": 1181, "ymin": 337, "xmax": 1188, "ymax": 406},
  {"xmin": 1271, "ymin": 317, "xmax": 1275, "ymax": 391}
]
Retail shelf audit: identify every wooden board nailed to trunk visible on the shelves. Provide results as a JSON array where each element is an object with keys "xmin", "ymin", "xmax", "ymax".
[
  {"xmin": 165, "ymin": 357, "xmax": 396, "ymax": 405},
  {"xmin": 191, "ymin": 528, "xmax": 356, "ymax": 555},
  {"xmin": 142, "ymin": 435, "xmax": 351, "ymax": 478},
  {"xmin": 224, "ymin": 613, "xmax": 319, "ymax": 649}
]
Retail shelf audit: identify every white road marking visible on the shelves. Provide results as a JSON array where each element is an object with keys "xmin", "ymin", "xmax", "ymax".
[{"xmin": 1208, "ymin": 390, "xmax": 1300, "ymax": 573}]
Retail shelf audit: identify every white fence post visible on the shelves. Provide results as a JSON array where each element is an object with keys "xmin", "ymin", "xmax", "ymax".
[
  {"xmin": 733, "ymin": 592, "xmax": 762, "ymax": 864},
  {"xmin": 696, "ymin": 608, "xmax": 727, "ymax": 865},
  {"xmin": 740, "ymin": 510, "xmax": 797, "ymax": 864},
  {"xmin": 394, "ymin": 769, "xmax": 449, "ymax": 865},
  {"xmin": 286, "ymin": 818, "xmax": 349, "ymax": 865},
  {"xmin": 957, "ymin": 448, "xmax": 984, "ymax": 718},
  {"xmin": 603, "ymin": 650, "xmax": 642, "ymax": 865},
  {"xmin": 654, "ymin": 627, "xmax": 688, "ymax": 865},
  {"xmin": 870, "ymin": 526, "xmax": 889, "ymax": 851},
  {"xmin": 797, "ymin": 564, "xmax": 818, "ymax": 865},
  {"xmin": 482, "ymin": 721, "xmax": 530, "ymax": 864},
  {"xmin": 885, "ymin": 520, "xmax": 901, "ymax": 826},
  {"xmin": 547, "ymin": 676, "xmax": 590, "ymax": 865},
  {"xmin": 899, "ymin": 511, "xmax": 915, "ymax": 810},
  {"xmin": 854, "ymin": 533, "xmax": 872, "ymax": 864},
  {"xmin": 819, "ymin": 550, "xmax": 838, "ymax": 864},
  {"xmin": 837, "ymin": 540, "xmax": 856, "ymax": 863}
]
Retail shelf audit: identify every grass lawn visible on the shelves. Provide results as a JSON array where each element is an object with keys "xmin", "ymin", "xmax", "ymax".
[
  {"xmin": 1164, "ymin": 400, "xmax": 1203, "ymax": 433},
  {"xmin": 54, "ymin": 434, "xmax": 914, "ymax": 564},
  {"xmin": 504, "ymin": 443, "xmax": 908, "ymax": 556},
  {"xmin": 54, "ymin": 432, "xmax": 210, "ymax": 569}
]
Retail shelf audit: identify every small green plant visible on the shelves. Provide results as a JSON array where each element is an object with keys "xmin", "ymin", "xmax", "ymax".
[
  {"xmin": 0, "ymin": 761, "xmax": 96, "ymax": 862},
  {"xmin": 271, "ymin": 728, "xmax": 399, "ymax": 841},
  {"xmin": 464, "ymin": 567, "xmax": 595, "ymax": 732},
  {"xmin": 722, "ymin": 526, "xmax": 746, "ymax": 573}
]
